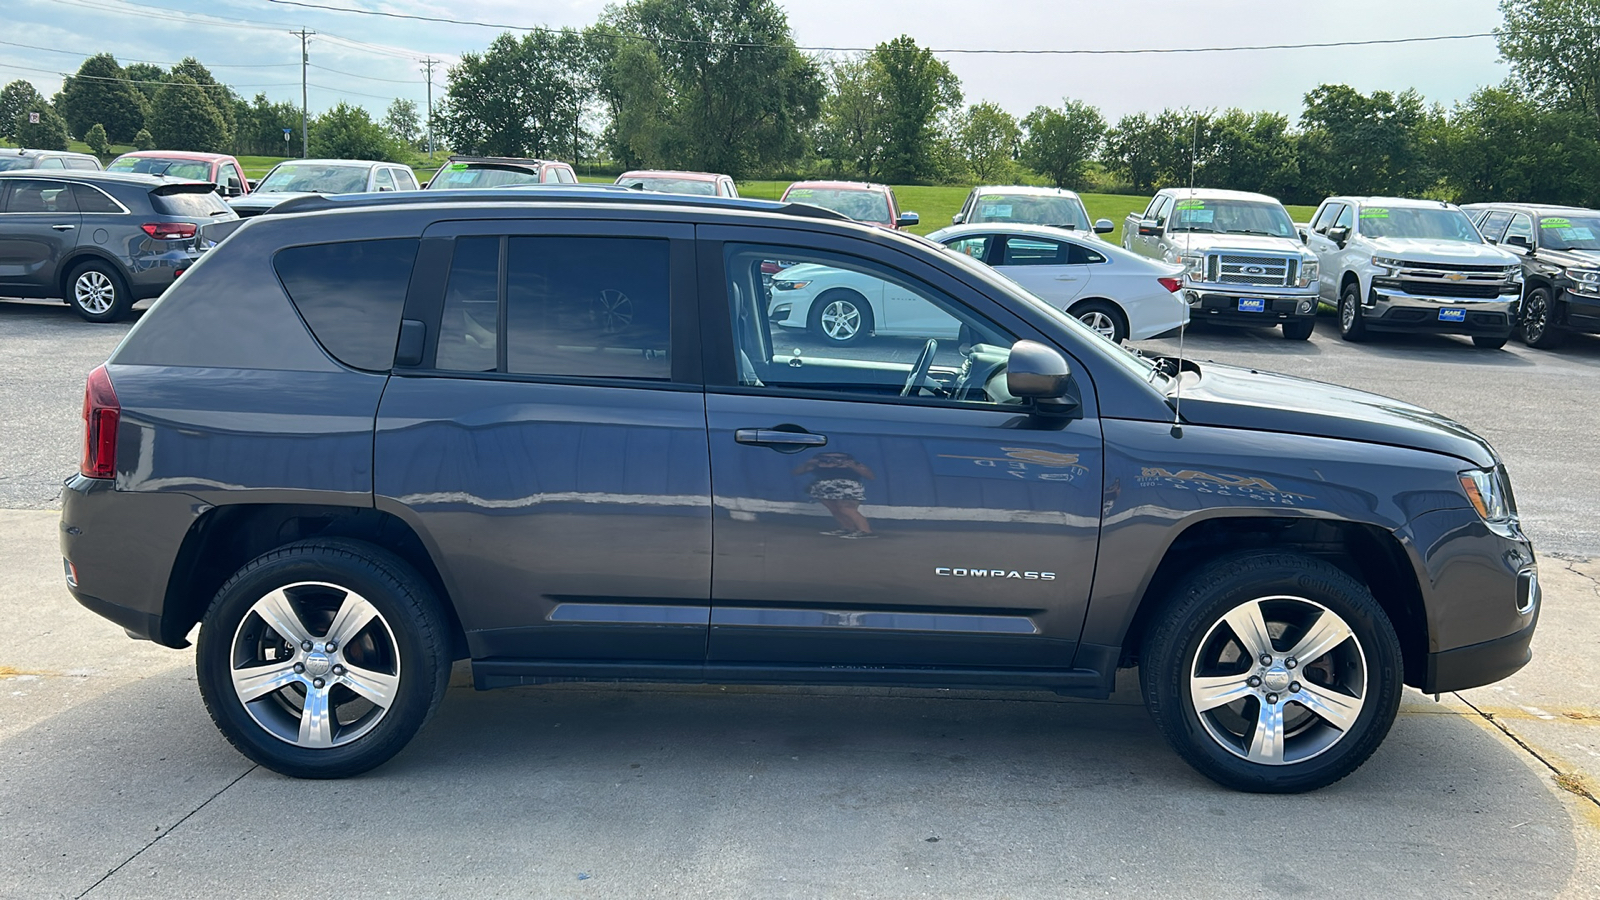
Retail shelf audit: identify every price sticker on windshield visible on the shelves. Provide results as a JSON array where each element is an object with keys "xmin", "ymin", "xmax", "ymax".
[
  {"xmin": 1541, "ymin": 218, "xmax": 1571, "ymax": 228},
  {"xmin": 980, "ymin": 204, "xmax": 1013, "ymax": 217},
  {"xmin": 1175, "ymin": 200, "xmax": 1206, "ymax": 210},
  {"xmin": 1361, "ymin": 208, "xmax": 1390, "ymax": 219}
]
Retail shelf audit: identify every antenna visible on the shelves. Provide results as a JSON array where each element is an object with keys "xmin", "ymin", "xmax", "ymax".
[{"xmin": 1171, "ymin": 113, "xmax": 1200, "ymax": 438}]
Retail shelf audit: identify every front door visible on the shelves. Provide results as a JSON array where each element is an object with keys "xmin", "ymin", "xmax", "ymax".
[
  {"xmin": 375, "ymin": 220, "xmax": 711, "ymax": 662},
  {"xmin": 0, "ymin": 178, "xmax": 81, "ymax": 293},
  {"xmin": 704, "ymin": 231, "xmax": 1103, "ymax": 669}
]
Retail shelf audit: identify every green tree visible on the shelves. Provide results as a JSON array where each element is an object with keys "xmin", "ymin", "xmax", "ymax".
[
  {"xmin": 14, "ymin": 101, "xmax": 70, "ymax": 150},
  {"xmin": 1498, "ymin": 0, "xmax": 1600, "ymax": 123},
  {"xmin": 146, "ymin": 74, "xmax": 228, "ymax": 152},
  {"xmin": 85, "ymin": 123, "xmax": 111, "ymax": 158},
  {"xmin": 1298, "ymin": 84, "xmax": 1435, "ymax": 198},
  {"xmin": 1199, "ymin": 109, "xmax": 1302, "ymax": 201},
  {"xmin": 169, "ymin": 58, "xmax": 237, "ymax": 148},
  {"xmin": 952, "ymin": 101, "xmax": 1020, "ymax": 182},
  {"xmin": 235, "ymin": 93, "xmax": 301, "ymax": 156},
  {"xmin": 1021, "ymin": 98, "xmax": 1105, "ymax": 190},
  {"xmin": 384, "ymin": 98, "xmax": 421, "ymax": 148},
  {"xmin": 871, "ymin": 35, "xmax": 962, "ymax": 184},
  {"xmin": 590, "ymin": 33, "xmax": 670, "ymax": 167},
  {"xmin": 123, "ymin": 62, "xmax": 167, "ymax": 105},
  {"xmin": 133, "ymin": 128, "xmax": 155, "ymax": 151},
  {"xmin": 816, "ymin": 55, "xmax": 890, "ymax": 179},
  {"xmin": 310, "ymin": 102, "xmax": 401, "ymax": 161},
  {"xmin": 440, "ymin": 30, "xmax": 588, "ymax": 159},
  {"xmin": 56, "ymin": 54, "xmax": 147, "ymax": 142},
  {"xmin": 1444, "ymin": 83, "xmax": 1600, "ymax": 205},
  {"xmin": 0, "ymin": 80, "xmax": 45, "ymax": 142},
  {"xmin": 593, "ymin": 0, "xmax": 824, "ymax": 178}
]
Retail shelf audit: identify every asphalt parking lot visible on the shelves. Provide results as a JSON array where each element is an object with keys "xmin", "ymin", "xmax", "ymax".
[{"xmin": 2, "ymin": 298, "xmax": 1598, "ymax": 898}]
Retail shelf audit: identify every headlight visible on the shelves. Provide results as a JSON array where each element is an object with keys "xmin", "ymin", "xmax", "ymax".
[
  {"xmin": 1177, "ymin": 253, "xmax": 1206, "ymax": 281},
  {"xmin": 1566, "ymin": 267, "xmax": 1600, "ymax": 288},
  {"xmin": 1459, "ymin": 467, "xmax": 1516, "ymax": 525},
  {"xmin": 1371, "ymin": 256, "xmax": 1405, "ymax": 274},
  {"xmin": 1298, "ymin": 259, "xmax": 1319, "ymax": 288},
  {"xmin": 1504, "ymin": 266, "xmax": 1523, "ymax": 283},
  {"xmin": 772, "ymin": 280, "xmax": 810, "ymax": 291}
]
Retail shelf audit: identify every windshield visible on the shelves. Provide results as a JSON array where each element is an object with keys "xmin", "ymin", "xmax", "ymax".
[
  {"xmin": 785, "ymin": 187, "xmax": 891, "ymax": 224},
  {"xmin": 1538, "ymin": 214, "xmax": 1600, "ymax": 251},
  {"xmin": 1358, "ymin": 206, "xmax": 1482, "ymax": 242},
  {"xmin": 108, "ymin": 157, "xmax": 211, "ymax": 180},
  {"xmin": 427, "ymin": 165, "xmax": 540, "ymax": 189},
  {"xmin": 0, "ymin": 158, "xmax": 38, "ymax": 171},
  {"xmin": 257, "ymin": 163, "xmax": 370, "ymax": 194},
  {"xmin": 1169, "ymin": 199, "xmax": 1295, "ymax": 237},
  {"xmin": 621, "ymin": 176, "xmax": 718, "ymax": 195},
  {"xmin": 968, "ymin": 193, "xmax": 1089, "ymax": 230}
]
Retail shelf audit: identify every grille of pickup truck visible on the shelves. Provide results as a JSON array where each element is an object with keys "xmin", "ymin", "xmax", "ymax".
[
  {"xmin": 1386, "ymin": 261, "xmax": 1512, "ymax": 299},
  {"xmin": 1208, "ymin": 253, "xmax": 1294, "ymax": 287}
]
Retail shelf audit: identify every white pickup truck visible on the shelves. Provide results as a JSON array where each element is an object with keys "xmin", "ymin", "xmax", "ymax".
[
  {"xmin": 1304, "ymin": 196, "xmax": 1523, "ymax": 348},
  {"xmin": 1124, "ymin": 188, "xmax": 1321, "ymax": 340}
]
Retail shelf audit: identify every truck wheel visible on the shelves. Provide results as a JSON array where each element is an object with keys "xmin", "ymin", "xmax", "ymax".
[
  {"xmin": 1337, "ymin": 284, "xmax": 1368, "ymax": 342},
  {"xmin": 1281, "ymin": 318, "xmax": 1315, "ymax": 341},
  {"xmin": 196, "ymin": 539, "xmax": 451, "ymax": 779},
  {"xmin": 67, "ymin": 259, "xmax": 133, "ymax": 323},
  {"xmin": 1140, "ymin": 551, "xmax": 1403, "ymax": 793},
  {"xmin": 1472, "ymin": 336, "xmax": 1509, "ymax": 350},
  {"xmin": 1519, "ymin": 287, "xmax": 1565, "ymax": 349}
]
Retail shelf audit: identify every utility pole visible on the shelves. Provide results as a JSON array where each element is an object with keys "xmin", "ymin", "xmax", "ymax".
[
  {"xmin": 421, "ymin": 57, "xmax": 439, "ymax": 160},
  {"xmin": 293, "ymin": 28, "xmax": 315, "ymax": 158}
]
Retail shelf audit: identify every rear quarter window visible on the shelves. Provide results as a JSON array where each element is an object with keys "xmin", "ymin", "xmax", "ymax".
[
  {"xmin": 153, "ymin": 190, "xmax": 232, "ymax": 217},
  {"xmin": 273, "ymin": 239, "xmax": 420, "ymax": 371}
]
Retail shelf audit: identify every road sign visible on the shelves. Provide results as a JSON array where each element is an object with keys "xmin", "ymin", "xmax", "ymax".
[{"xmin": 28, "ymin": 112, "xmax": 40, "ymax": 124}]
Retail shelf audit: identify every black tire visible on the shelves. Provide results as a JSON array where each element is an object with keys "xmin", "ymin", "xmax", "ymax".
[
  {"xmin": 1472, "ymin": 335, "xmax": 1509, "ymax": 350},
  {"xmin": 65, "ymin": 258, "xmax": 133, "ymax": 323},
  {"xmin": 1519, "ymin": 286, "xmax": 1565, "ymax": 349},
  {"xmin": 1140, "ymin": 551, "xmax": 1403, "ymax": 793},
  {"xmin": 1281, "ymin": 318, "xmax": 1315, "ymax": 341},
  {"xmin": 807, "ymin": 289, "xmax": 873, "ymax": 345},
  {"xmin": 1070, "ymin": 299, "xmax": 1128, "ymax": 344},
  {"xmin": 1337, "ymin": 282, "xmax": 1368, "ymax": 342},
  {"xmin": 196, "ymin": 539, "xmax": 451, "ymax": 779}
]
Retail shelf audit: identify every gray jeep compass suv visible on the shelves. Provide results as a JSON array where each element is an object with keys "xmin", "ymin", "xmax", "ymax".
[{"xmin": 60, "ymin": 188, "xmax": 1539, "ymax": 792}]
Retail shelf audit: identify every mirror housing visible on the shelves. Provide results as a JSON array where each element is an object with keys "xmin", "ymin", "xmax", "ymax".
[
  {"xmin": 1326, "ymin": 225, "xmax": 1350, "ymax": 247},
  {"xmin": 1137, "ymin": 219, "xmax": 1161, "ymax": 237},
  {"xmin": 1506, "ymin": 234, "xmax": 1533, "ymax": 251},
  {"xmin": 951, "ymin": 213, "xmax": 964, "ymax": 225},
  {"xmin": 897, "ymin": 211, "xmax": 920, "ymax": 228},
  {"xmin": 1007, "ymin": 340, "xmax": 1074, "ymax": 408},
  {"xmin": 1297, "ymin": 228, "xmax": 1308, "ymax": 244},
  {"xmin": 1093, "ymin": 218, "xmax": 1114, "ymax": 234}
]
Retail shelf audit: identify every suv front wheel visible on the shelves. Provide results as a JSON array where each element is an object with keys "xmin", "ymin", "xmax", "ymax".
[
  {"xmin": 1337, "ymin": 283, "xmax": 1368, "ymax": 342},
  {"xmin": 196, "ymin": 540, "xmax": 451, "ymax": 778},
  {"xmin": 1140, "ymin": 551, "xmax": 1403, "ymax": 793}
]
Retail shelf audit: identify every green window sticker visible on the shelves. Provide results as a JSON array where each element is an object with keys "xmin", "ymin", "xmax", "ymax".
[
  {"xmin": 449, "ymin": 163, "xmax": 469, "ymax": 171},
  {"xmin": 980, "ymin": 194, "xmax": 1003, "ymax": 201},
  {"xmin": 1540, "ymin": 217, "xmax": 1572, "ymax": 228},
  {"xmin": 788, "ymin": 189, "xmax": 813, "ymax": 198},
  {"xmin": 1175, "ymin": 200, "xmax": 1206, "ymax": 210},
  {"xmin": 1360, "ymin": 208, "xmax": 1389, "ymax": 219}
]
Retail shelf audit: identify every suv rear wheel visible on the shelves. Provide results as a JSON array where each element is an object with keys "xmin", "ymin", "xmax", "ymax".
[
  {"xmin": 196, "ymin": 540, "xmax": 451, "ymax": 778},
  {"xmin": 67, "ymin": 259, "xmax": 132, "ymax": 323},
  {"xmin": 1140, "ymin": 551, "xmax": 1402, "ymax": 793}
]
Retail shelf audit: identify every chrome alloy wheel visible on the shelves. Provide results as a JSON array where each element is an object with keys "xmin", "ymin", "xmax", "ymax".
[
  {"xmin": 1188, "ymin": 595, "xmax": 1367, "ymax": 766},
  {"xmin": 1078, "ymin": 309, "xmax": 1118, "ymax": 340},
  {"xmin": 1523, "ymin": 292, "xmax": 1549, "ymax": 342},
  {"xmin": 229, "ymin": 582, "xmax": 401, "ymax": 749},
  {"xmin": 819, "ymin": 298, "xmax": 862, "ymax": 341},
  {"xmin": 1339, "ymin": 295, "xmax": 1356, "ymax": 331},
  {"xmin": 75, "ymin": 270, "xmax": 116, "ymax": 315}
]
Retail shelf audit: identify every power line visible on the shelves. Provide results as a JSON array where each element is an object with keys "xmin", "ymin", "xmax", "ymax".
[
  {"xmin": 0, "ymin": 37, "xmax": 299, "ymax": 67},
  {"xmin": 0, "ymin": 60, "xmax": 296, "ymax": 89},
  {"xmin": 261, "ymin": 0, "xmax": 1500, "ymax": 56},
  {"xmin": 307, "ymin": 62, "xmax": 417, "ymax": 83}
]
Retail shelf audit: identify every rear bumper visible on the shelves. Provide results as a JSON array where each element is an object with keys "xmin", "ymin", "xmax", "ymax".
[
  {"xmin": 127, "ymin": 246, "xmax": 207, "ymax": 299},
  {"xmin": 1365, "ymin": 287, "xmax": 1517, "ymax": 336}
]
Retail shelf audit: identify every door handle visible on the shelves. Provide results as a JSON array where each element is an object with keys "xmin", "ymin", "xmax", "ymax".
[
  {"xmin": 1054, "ymin": 274, "xmax": 1079, "ymax": 281},
  {"xmin": 735, "ymin": 428, "xmax": 827, "ymax": 448},
  {"xmin": 52, "ymin": 224, "xmax": 75, "ymax": 231}
]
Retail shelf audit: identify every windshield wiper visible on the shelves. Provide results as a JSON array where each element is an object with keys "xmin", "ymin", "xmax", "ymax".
[{"xmin": 1224, "ymin": 229, "xmax": 1278, "ymax": 236}]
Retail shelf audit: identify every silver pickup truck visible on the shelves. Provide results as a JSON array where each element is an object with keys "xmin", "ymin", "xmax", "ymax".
[{"xmin": 1124, "ymin": 188, "xmax": 1321, "ymax": 340}]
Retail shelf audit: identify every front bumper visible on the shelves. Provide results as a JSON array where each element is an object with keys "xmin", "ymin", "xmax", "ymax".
[
  {"xmin": 1425, "ymin": 611, "xmax": 1537, "ymax": 693},
  {"xmin": 1184, "ymin": 288, "xmax": 1319, "ymax": 326},
  {"xmin": 1364, "ymin": 286, "xmax": 1518, "ymax": 335}
]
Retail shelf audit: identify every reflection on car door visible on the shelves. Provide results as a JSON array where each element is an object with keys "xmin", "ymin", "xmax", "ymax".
[
  {"xmin": 374, "ymin": 220, "xmax": 712, "ymax": 663},
  {"xmin": 0, "ymin": 178, "xmax": 82, "ymax": 293},
  {"xmin": 704, "ymin": 228, "xmax": 1103, "ymax": 671},
  {"xmin": 992, "ymin": 235, "xmax": 1095, "ymax": 307}
]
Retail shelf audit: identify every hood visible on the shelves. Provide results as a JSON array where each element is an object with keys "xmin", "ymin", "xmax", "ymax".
[
  {"xmin": 773, "ymin": 263, "xmax": 838, "ymax": 280},
  {"xmin": 1167, "ymin": 233, "xmax": 1310, "ymax": 257},
  {"xmin": 1532, "ymin": 247, "xmax": 1600, "ymax": 270},
  {"xmin": 1173, "ymin": 362, "xmax": 1495, "ymax": 467},
  {"xmin": 1367, "ymin": 237, "xmax": 1517, "ymax": 265}
]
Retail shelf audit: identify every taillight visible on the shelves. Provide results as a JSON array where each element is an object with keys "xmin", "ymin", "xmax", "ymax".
[
  {"xmin": 1158, "ymin": 276, "xmax": 1183, "ymax": 293},
  {"xmin": 80, "ymin": 365, "xmax": 120, "ymax": 480},
  {"xmin": 141, "ymin": 222, "xmax": 197, "ymax": 240}
]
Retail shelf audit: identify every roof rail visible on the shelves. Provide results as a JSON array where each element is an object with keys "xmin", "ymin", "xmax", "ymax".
[{"xmin": 264, "ymin": 186, "xmax": 857, "ymax": 223}]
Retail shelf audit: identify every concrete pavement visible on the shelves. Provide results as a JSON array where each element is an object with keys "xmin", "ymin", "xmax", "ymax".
[{"xmin": 3, "ymin": 509, "xmax": 1597, "ymax": 899}]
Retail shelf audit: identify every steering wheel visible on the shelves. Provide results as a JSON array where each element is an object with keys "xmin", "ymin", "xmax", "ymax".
[{"xmin": 901, "ymin": 339, "xmax": 938, "ymax": 397}]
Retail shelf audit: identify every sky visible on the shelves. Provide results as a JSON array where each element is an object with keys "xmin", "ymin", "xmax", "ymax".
[{"xmin": 4, "ymin": 0, "xmax": 1512, "ymax": 127}]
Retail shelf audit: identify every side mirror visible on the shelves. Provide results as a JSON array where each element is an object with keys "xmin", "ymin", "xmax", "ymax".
[
  {"xmin": 1007, "ymin": 340, "xmax": 1075, "ymax": 410},
  {"xmin": 420, "ymin": 180, "xmax": 431, "ymax": 189},
  {"xmin": 1506, "ymin": 234, "xmax": 1532, "ymax": 252},
  {"xmin": 378, "ymin": 185, "xmax": 395, "ymax": 192},
  {"xmin": 1094, "ymin": 218, "xmax": 1114, "ymax": 234},
  {"xmin": 897, "ymin": 211, "xmax": 920, "ymax": 228},
  {"xmin": 951, "ymin": 213, "xmax": 964, "ymax": 225},
  {"xmin": 247, "ymin": 179, "xmax": 258, "ymax": 191},
  {"xmin": 1297, "ymin": 228, "xmax": 1308, "ymax": 244},
  {"xmin": 1137, "ymin": 219, "xmax": 1161, "ymax": 237},
  {"xmin": 1326, "ymin": 225, "xmax": 1350, "ymax": 247}
]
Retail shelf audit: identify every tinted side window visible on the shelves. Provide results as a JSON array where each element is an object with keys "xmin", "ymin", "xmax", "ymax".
[
  {"xmin": 1152, "ymin": 195, "xmax": 1174, "ymax": 225},
  {"xmin": 1478, "ymin": 210, "xmax": 1513, "ymax": 242},
  {"xmin": 506, "ymin": 236, "xmax": 670, "ymax": 379},
  {"xmin": 66, "ymin": 158, "xmax": 100, "ymax": 170},
  {"xmin": 555, "ymin": 167, "xmax": 577, "ymax": 184},
  {"xmin": 1066, "ymin": 242, "xmax": 1107, "ymax": 264},
  {"xmin": 374, "ymin": 168, "xmax": 396, "ymax": 191},
  {"xmin": 1310, "ymin": 203, "xmax": 1340, "ymax": 232},
  {"xmin": 39, "ymin": 157, "xmax": 65, "ymax": 169},
  {"xmin": 1334, "ymin": 205, "xmax": 1354, "ymax": 230},
  {"xmin": 5, "ymin": 179, "xmax": 76, "ymax": 213},
  {"xmin": 1000, "ymin": 237, "xmax": 1065, "ymax": 265},
  {"xmin": 1504, "ymin": 213, "xmax": 1534, "ymax": 246},
  {"xmin": 436, "ymin": 236, "xmax": 501, "ymax": 373},
  {"xmin": 153, "ymin": 190, "xmax": 231, "ymax": 217},
  {"xmin": 73, "ymin": 184, "xmax": 123, "ymax": 213},
  {"xmin": 273, "ymin": 239, "xmax": 419, "ymax": 371}
]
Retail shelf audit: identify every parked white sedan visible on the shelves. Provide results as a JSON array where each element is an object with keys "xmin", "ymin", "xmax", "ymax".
[
  {"xmin": 926, "ymin": 224, "xmax": 1190, "ymax": 343},
  {"xmin": 767, "ymin": 262, "xmax": 963, "ymax": 345}
]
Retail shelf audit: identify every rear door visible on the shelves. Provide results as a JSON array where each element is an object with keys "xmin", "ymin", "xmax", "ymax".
[
  {"xmin": 992, "ymin": 234, "xmax": 1097, "ymax": 306},
  {"xmin": 374, "ymin": 219, "xmax": 712, "ymax": 662},
  {"xmin": 0, "ymin": 178, "xmax": 81, "ymax": 293}
]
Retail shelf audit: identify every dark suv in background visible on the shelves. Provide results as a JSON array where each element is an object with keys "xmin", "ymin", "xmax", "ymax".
[
  {"xmin": 1464, "ymin": 203, "xmax": 1600, "ymax": 348},
  {"xmin": 0, "ymin": 170, "xmax": 235, "ymax": 321},
  {"xmin": 61, "ymin": 189, "xmax": 1538, "ymax": 791},
  {"xmin": 0, "ymin": 148, "xmax": 103, "ymax": 171}
]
